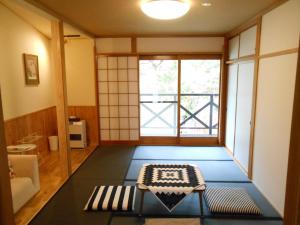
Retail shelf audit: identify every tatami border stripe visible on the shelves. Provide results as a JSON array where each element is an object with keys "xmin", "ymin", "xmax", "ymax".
[
  {"xmin": 123, "ymin": 179, "xmax": 251, "ymax": 183},
  {"xmin": 132, "ymin": 158, "xmax": 233, "ymax": 161}
]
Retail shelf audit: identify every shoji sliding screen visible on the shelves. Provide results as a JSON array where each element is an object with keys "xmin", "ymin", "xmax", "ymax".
[{"xmin": 97, "ymin": 56, "xmax": 139, "ymax": 142}]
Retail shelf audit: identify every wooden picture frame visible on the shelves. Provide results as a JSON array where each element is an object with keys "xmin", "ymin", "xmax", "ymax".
[{"xmin": 23, "ymin": 54, "xmax": 40, "ymax": 85}]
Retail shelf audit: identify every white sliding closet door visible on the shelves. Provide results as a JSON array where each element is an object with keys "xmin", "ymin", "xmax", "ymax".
[
  {"xmin": 234, "ymin": 61, "xmax": 254, "ymax": 171},
  {"xmin": 225, "ymin": 64, "xmax": 238, "ymax": 153}
]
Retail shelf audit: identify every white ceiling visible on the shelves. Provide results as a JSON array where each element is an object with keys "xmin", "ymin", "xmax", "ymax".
[
  {"xmin": 2, "ymin": 0, "xmax": 279, "ymax": 37},
  {"xmin": 30, "ymin": 0, "xmax": 278, "ymax": 36}
]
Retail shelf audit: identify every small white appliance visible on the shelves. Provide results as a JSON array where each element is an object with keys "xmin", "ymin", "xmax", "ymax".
[{"xmin": 69, "ymin": 120, "xmax": 87, "ymax": 148}]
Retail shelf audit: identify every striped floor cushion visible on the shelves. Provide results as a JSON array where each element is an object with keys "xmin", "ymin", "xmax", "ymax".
[
  {"xmin": 204, "ymin": 187, "xmax": 262, "ymax": 215},
  {"xmin": 84, "ymin": 186, "xmax": 136, "ymax": 211}
]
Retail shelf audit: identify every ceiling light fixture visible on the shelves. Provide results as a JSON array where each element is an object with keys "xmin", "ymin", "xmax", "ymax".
[
  {"xmin": 201, "ymin": 1, "xmax": 212, "ymax": 7},
  {"xmin": 141, "ymin": 0, "xmax": 191, "ymax": 20}
]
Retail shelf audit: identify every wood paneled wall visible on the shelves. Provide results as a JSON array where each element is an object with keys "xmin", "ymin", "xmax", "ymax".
[
  {"xmin": 4, "ymin": 107, "xmax": 57, "ymax": 146},
  {"xmin": 68, "ymin": 106, "xmax": 99, "ymax": 145},
  {"xmin": 4, "ymin": 107, "xmax": 57, "ymax": 150},
  {"xmin": 4, "ymin": 107, "xmax": 57, "ymax": 166},
  {"xmin": 4, "ymin": 105, "xmax": 99, "ymax": 158}
]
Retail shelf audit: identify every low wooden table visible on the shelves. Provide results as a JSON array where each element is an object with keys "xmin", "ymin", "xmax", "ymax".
[{"xmin": 136, "ymin": 164, "xmax": 206, "ymax": 216}]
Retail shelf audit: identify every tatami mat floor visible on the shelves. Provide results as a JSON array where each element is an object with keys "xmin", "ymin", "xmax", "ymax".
[{"xmin": 29, "ymin": 146, "xmax": 283, "ymax": 225}]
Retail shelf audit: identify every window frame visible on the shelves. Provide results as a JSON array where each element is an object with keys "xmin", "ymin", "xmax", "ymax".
[{"xmin": 139, "ymin": 54, "xmax": 225, "ymax": 146}]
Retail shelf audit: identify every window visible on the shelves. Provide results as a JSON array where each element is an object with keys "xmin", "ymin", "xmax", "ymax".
[
  {"xmin": 180, "ymin": 59, "xmax": 220, "ymax": 136},
  {"xmin": 139, "ymin": 56, "xmax": 221, "ymax": 139},
  {"xmin": 140, "ymin": 59, "xmax": 178, "ymax": 136}
]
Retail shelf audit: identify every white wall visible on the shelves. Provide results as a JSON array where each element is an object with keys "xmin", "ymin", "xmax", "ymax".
[
  {"xmin": 95, "ymin": 38, "xmax": 131, "ymax": 53},
  {"xmin": 0, "ymin": 4, "xmax": 54, "ymax": 120},
  {"xmin": 253, "ymin": 54, "xmax": 297, "ymax": 215},
  {"xmin": 260, "ymin": 0, "xmax": 300, "ymax": 55},
  {"xmin": 137, "ymin": 37, "xmax": 224, "ymax": 53},
  {"xmin": 252, "ymin": 0, "xmax": 300, "ymax": 216},
  {"xmin": 95, "ymin": 37, "xmax": 224, "ymax": 53},
  {"xmin": 65, "ymin": 38, "xmax": 96, "ymax": 106}
]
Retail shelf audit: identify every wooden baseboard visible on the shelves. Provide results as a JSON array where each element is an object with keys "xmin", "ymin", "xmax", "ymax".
[
  {"xmin": 139, "ymin": 136, "xmax": 220, "ymax": 146},
  {"xmin": 100, "ymin": 140, "xmax": 140, "ymax": 146}
]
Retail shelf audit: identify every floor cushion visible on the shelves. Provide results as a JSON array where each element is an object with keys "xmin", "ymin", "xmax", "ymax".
[
  {"xmin": 84, "ymin": 185, "xmax": 136, "ymax": 211},
  {"xmin": 204, "ymin": 187, "xmax": 261, "ymax": 215}
]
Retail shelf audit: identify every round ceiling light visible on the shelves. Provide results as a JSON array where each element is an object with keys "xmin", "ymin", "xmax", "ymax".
[
  {"xmin": 141, "ymin": 0, "xmax": 191, "ymax": 20},
  {"xmin": 201, "ymin": 2, "xmax": 212, "ymax": 7}
]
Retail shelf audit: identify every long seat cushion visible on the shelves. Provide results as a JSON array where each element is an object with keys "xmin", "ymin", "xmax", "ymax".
[{"xmin": 84, "ymin": 186, "xmax": 136, "ymax": 211}]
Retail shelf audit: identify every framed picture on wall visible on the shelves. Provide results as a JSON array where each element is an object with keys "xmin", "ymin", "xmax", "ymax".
[{"xmin": 23, "ymin": 54, "xmax": 39, "ymax": 85}]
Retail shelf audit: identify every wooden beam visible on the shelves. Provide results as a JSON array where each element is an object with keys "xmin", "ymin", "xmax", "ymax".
[
  {"xmin": 218, "ymin": 37, "xmax": 229, "ymax": 145},
  {"xmin": 93, "ymin": 42, "xmax": 100, "ymax": 145},
  {"xmin": 284, "ymin": 40, "xmax": 300, "ymax": 225},
  {"xmin": 248, "ymin": 17, "xmax": 262, "ymax": 180},
  {"xmin": 138, "ymin": 54, "xmax": 222, "ymax": 60},
  {"xmin": 226, "ymin": 19, "xmax": 258, "ymax": 39},
  {"xmin": 96, "ymin": 52, "xmax": 223, "ymax": 57},
  {"xmin": 0, "ymin": 91, "xmax": 15, "ymax": 225},
  {"xmin": 226, "ymin": 54, "xmax": 256, "ymax": 64},
  {"xmin": 51, "ymin": 20, "xmax": 71, "ymax": 178},
  {"xmin": 177, "ymin": 58, "xmax": 182, "ymax": 143},
  {"xmin": 131, "ymin": 37, "xmax": 137, "ymax": 54},
  {"xmin": 96, "ymin": 33, "xmax": 225, "ymax": 38},
  {"xmin": 259, "ymin": 48, "xmax": 299, "ymax": 59}
]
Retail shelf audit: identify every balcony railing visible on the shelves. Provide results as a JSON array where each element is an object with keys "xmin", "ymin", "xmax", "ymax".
[{"xmin": 140, "ymin": 93, "xmax": 219, "ymax": 136}]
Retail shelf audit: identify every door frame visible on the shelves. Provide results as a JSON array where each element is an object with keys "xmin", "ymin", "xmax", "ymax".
[
  {"xmin": 283, "ymin": 42, "xmax": 300, "ymax": 225},
  {"xmin": 0, "ymin": 90, "xmax": 14, "ymax": 225},
  {"xmin": 138, "ymin": 53, "xmax": 225, "ymax": 146}
]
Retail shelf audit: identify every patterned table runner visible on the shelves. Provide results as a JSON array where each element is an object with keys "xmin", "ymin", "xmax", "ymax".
[{"xmin": 137, "ymin": 164, "xmax": 206, "ymax": 211}]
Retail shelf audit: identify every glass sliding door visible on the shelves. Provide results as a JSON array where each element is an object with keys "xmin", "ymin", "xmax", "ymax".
[
  {"xmin": 139, "ymin": 59, "xmax": 178, "ymax": 136},
  {"xmin": 180, "ymin": 59, "xmax": 221, "ymax": 137}
]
